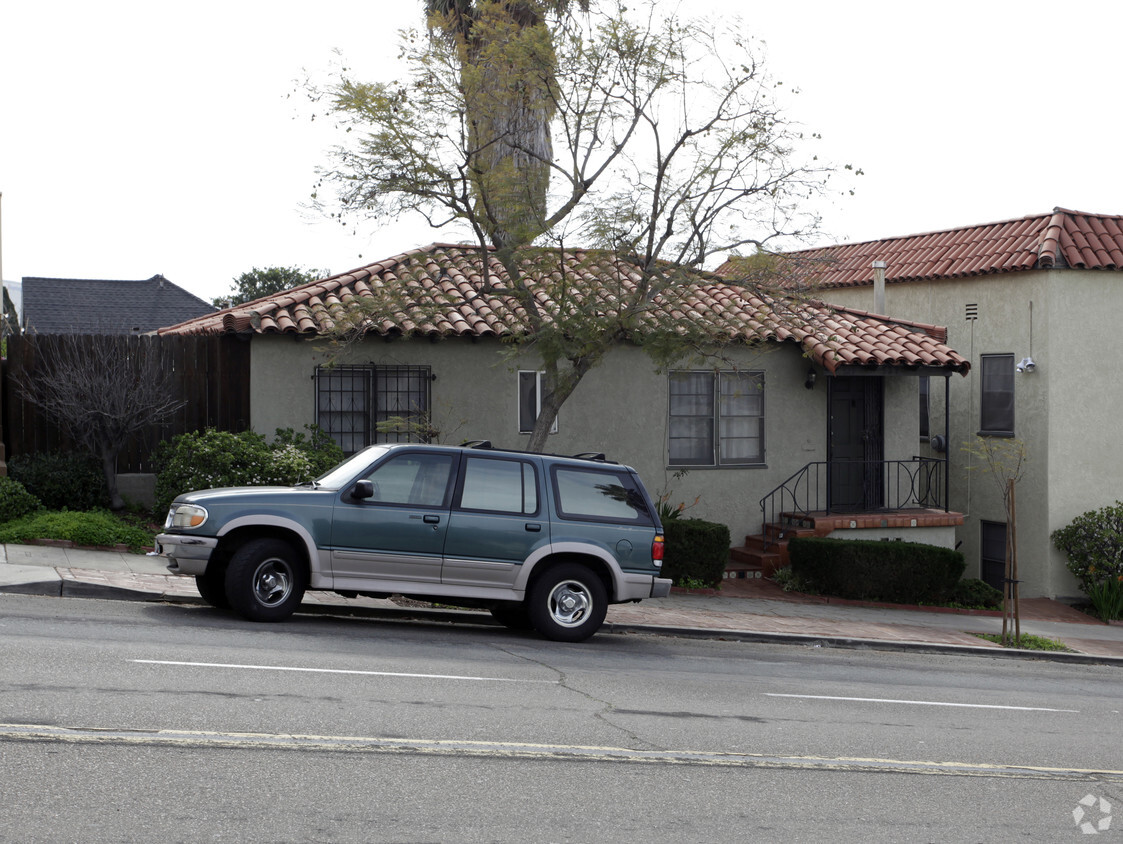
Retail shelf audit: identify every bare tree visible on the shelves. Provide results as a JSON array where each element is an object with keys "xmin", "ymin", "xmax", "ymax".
[{"xmin": 13, "ymin": 334, "xmax": 187, "ymax": 510}]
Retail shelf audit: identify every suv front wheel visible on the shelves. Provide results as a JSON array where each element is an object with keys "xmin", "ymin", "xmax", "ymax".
[
  {"xmin": 528, "ymin": 563, "xmax": 607, "ymax": 643},
  {"xmin": 225, "ymin": 538, "xmax": 307, "ymax": 622}
]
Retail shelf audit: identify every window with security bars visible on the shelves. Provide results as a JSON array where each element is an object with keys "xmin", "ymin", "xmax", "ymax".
[
  {"xmin": 668, "ymin": 370, "xmax": 764, "ymax": 466},
  {"xmin": 315, "ymin": 365, "xmax": 431, "ymax": 453}
]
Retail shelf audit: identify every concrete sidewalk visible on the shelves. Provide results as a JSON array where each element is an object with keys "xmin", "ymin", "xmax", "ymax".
[{"xmin": 2, "ymin": 542, "xmax": 1121, "ymax": 664}]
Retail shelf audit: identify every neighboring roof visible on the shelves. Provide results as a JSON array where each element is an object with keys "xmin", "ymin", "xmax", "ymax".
[
  {"xmin": 21, "ymin": 275, "xmax": 216, "ymax": 335},
  {"xmin": 160, "ymin": 244, "xmax": 969, "ymax": 375},
  {"xmin": 717, "ymin": 207, "xmax": 1123, "ymax": 289}
]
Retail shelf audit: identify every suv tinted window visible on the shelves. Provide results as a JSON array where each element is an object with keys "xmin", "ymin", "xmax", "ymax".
[
  {"xmin": 552, "ymin": 467, "xmax": 652, "ymax": 524},
  {"xmin": 459, "ymin": 457, "xmax": 539, "ymax": 515},
  {"xmin": 364, "ymin": 452, "xmax": 454, "ymax": 506}
]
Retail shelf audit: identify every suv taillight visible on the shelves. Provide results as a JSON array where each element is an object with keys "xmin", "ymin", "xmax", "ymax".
[{"xmin": 652, "ymin": 534, "xmax": 664, "ymax": 563}]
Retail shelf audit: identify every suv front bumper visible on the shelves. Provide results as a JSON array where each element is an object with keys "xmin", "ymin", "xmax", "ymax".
[{"xmin": 154, "ymin": 533, "xmax": 218, "ymax": 577}]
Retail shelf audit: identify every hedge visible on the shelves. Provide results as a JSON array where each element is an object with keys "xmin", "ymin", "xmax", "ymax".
[
  {"xmin": 788, "ymin": 536, "xmax": 965, "ymax": 604},
  {"xmin": 661, "ymin": 518, "xmax": 730, "ymax": 587}
]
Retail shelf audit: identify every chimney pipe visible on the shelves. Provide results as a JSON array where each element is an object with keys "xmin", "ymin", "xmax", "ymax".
[{"xmin": 872, "ymin": 260, "xmax": 887, "ymax": 314}]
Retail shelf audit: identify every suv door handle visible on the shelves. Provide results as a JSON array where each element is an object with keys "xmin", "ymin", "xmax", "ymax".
[
  {"xmin": 423, "ymin": 514, "xmax": 441, "ymax": 524},
  {"xmin": 525, "ymin": 523, "xmax": 542, "ymax": 532}
]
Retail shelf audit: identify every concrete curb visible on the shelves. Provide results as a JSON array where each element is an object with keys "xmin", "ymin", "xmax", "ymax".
[
  {"xmin": 1, "ymin": 579, "xmax": 182, "ymax": 603},
  {"xmin": 603, "ymin": 622, "xmax": 1123, "ymax": 666},
  {"xmin": 5, "ymin": 579, "xmax": 1120, "ymax": 666}
]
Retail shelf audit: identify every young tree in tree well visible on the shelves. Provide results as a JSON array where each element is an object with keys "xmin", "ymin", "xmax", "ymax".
[
  {"xmin": 311, "ymin": 0, "xmax": 846, "ymax": 451},
  {"xmin": 13, "ymin": 335, "xmax": 187, "ymax": 510}
]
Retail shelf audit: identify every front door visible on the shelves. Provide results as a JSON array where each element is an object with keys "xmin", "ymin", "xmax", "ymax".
[
  {"xmin": 829, "ymin": 377, "xmax": 884, "ymax": 511},
  {"xmin": 330, "ymin": 449, "xmax": 457, "ymax": 584}
]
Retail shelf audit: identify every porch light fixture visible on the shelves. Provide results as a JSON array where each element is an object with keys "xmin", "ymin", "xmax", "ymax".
[
  {"xmin": 804, "ymin": 368, "xmax": 816, "ymax": 390},
  {"xmin": 1016, "ymin": 356, "xmax": 1036, "ymax": 373}
]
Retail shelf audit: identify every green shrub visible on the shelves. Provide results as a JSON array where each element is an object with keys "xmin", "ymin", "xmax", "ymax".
[
  {"xmin": 661, "ymin": 518, "xmax": 730, "ymax": 588},
  {"xmin": 271, "ymin": 425, "xmax": 345, "ymax": 478},
  {"xmin": 152, "ymin": 429, "xmax": 271, "ymax": 513},
  {"xmin": 771, "ymin": 565, "xmax": 817, "ymax": 594},
  {"xmin": 9, "ymin": 451, "xmax": 108, "ymax": 511},
  {"xmin": 0, "ymin": 476, "xmax": 43, "ymax": 523},
  {"xmin": 1052, "ymin": 501, "xmax": 1123, "ymax": 620},
  {"xmin": 788, "ymin": 537, "xmax": 965, "ymax": 605},
  {"xmin": 949, "ymin": 578, "xmax": 1003, "ymax": 609},
  {"xmin": 0, "ymin": 509, "xmax": 153, "ymax": 551},
  {"xmin": 152, "ymin": 426, "xmax": 346, "ymax": 514}
]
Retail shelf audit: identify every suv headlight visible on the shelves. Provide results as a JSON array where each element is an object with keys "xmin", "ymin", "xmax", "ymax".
[{"xmin": 165, "ymin": 504, "xmax": 208, "ymax": 530}]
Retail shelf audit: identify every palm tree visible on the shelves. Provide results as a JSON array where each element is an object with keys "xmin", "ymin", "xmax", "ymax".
[{"xmin": 423, "ymin": 0, "xmax": 589, "ymax": 249}]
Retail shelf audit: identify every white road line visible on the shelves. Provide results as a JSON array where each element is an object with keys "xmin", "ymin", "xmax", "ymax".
[
  {"xmin": 131, "ymin": 659, "xmax": 557, "ymax": 684},
  {"xmin": 5, "ymin": 723, "xmax": 1120, "ymax": 782},
  {"xmin": 765, "ymin": 693, "xmax": 1077, "ymax": 713}
]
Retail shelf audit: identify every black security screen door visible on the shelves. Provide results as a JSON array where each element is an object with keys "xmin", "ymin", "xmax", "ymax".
[{"xmin": 828, "ymin": 377, "xmax": 884, "ymax": 511}]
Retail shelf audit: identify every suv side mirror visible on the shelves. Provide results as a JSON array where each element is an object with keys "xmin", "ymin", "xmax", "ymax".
[{"xmin": 351, "ymin": 479, "xmax": 374, "ymax": 500}]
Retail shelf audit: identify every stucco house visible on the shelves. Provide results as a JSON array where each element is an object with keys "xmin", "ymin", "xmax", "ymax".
[
  {"xmin": 160, "ymin": 243, "xmax": 970, "ymax": 576},
  {"xmin": 725, "ymin": 208, "xmax": 1123, "ymax": 599}
]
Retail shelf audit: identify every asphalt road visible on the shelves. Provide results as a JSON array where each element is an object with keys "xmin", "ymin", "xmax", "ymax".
[{"xmin": 1, "ymin": 593, "xmax": 1121, "ymax": 842}]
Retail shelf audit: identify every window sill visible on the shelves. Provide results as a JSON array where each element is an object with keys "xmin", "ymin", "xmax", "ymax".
[
  {"xmin": 976, "ymin": 430, "xmax": 1015, "ymax": 439},
  {"xmin": 667, "ymin": 463, "xmax": 768, "ymax": 470}
]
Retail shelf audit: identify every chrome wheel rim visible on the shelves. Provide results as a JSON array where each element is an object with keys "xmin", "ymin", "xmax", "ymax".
[
  {"xmin": 547, "ymin": 579, "xmax": 592, "ymax": 628},
  {"xmin": 252, "ymin": 558, "xmax": 293, "ymax": 607}
]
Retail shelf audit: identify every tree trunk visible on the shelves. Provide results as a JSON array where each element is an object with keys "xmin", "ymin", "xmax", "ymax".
[
  {"xmin": 101, "ymin": 447, "xmax": 125, "ymax": 511},
  {"xmin": 461, "ymin": 7, "xmax": 556, "ymax": 249},
  {"xmin": 525, "ymin": 355, "xmax": 594, "ymax": 452}
]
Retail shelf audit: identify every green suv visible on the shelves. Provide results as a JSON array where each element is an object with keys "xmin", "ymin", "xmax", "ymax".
[{"xmin": 156, "ymin": 442, "xmax": 670, "ymax": 642}]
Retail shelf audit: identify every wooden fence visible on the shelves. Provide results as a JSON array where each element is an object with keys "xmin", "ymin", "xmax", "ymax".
[{"xmin": 2, "ymin": 334, "xmax": 251, "ymax": 473}]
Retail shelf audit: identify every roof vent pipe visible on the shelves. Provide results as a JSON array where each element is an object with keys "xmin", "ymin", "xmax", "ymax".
[{"xmin": 872, "ymin": 261, "xmax": 887, "ymax": 314}]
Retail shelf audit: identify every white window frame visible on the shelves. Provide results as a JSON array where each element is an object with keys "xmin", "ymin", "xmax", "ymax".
[{"xmin": 518, "ymin": 370, "xmax": 558, "ymax": 435}]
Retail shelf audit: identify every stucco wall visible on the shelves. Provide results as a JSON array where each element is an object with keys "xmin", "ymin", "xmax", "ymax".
[
  {"xmin": 1046, "ymin": 270, "xmax": 1123, "ymax": 595},
  {"xmin": 820, "ymin": 271, "xmax": 1088, "ymax": 598},
  {"xmin": 249, "ymin": 334, "xmax": 928, "ymax": 551}
]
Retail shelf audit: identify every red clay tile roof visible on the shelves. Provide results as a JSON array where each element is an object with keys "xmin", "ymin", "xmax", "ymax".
[
  {"xmin": 717, "ymin": 208, "xmax": 1123, "ymax": 289},
  {"xmin": 161, "ymin": 244, "xmax": 969, "ymax": 375}
]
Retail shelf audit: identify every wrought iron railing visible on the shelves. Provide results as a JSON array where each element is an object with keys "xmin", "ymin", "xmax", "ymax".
[{"xmin": 759, "ymin": 457, "xmax": 947, "ymax": 550}]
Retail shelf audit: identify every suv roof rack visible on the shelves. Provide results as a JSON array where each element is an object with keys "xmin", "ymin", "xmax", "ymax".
[
  {"xmin": 453, "ymin": 441, "xmax": 617, "ymax": 465},
  {"xmin": 571, "ymin": 452, "xmax": 606, "ymax": 461}
]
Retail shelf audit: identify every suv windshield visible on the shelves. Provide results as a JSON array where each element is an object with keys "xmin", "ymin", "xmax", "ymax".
[{"xmin": 312, "ymin": 445, "xmax": 390, "ymax": 489}]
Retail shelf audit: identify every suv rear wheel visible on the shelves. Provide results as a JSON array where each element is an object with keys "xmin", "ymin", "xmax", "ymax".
[
  {"xmin": 528, "ymin": 563, "xmax": 607, "ymax": 643},
  {"xmin": 225, "ymin": 538, "xmax": 307, "ymax": 622}
]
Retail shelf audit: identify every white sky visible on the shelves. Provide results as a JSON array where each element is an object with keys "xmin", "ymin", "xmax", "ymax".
[{"xmin": 2, "ymin": 0, "xmax": 1120, "ymax": 303}]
